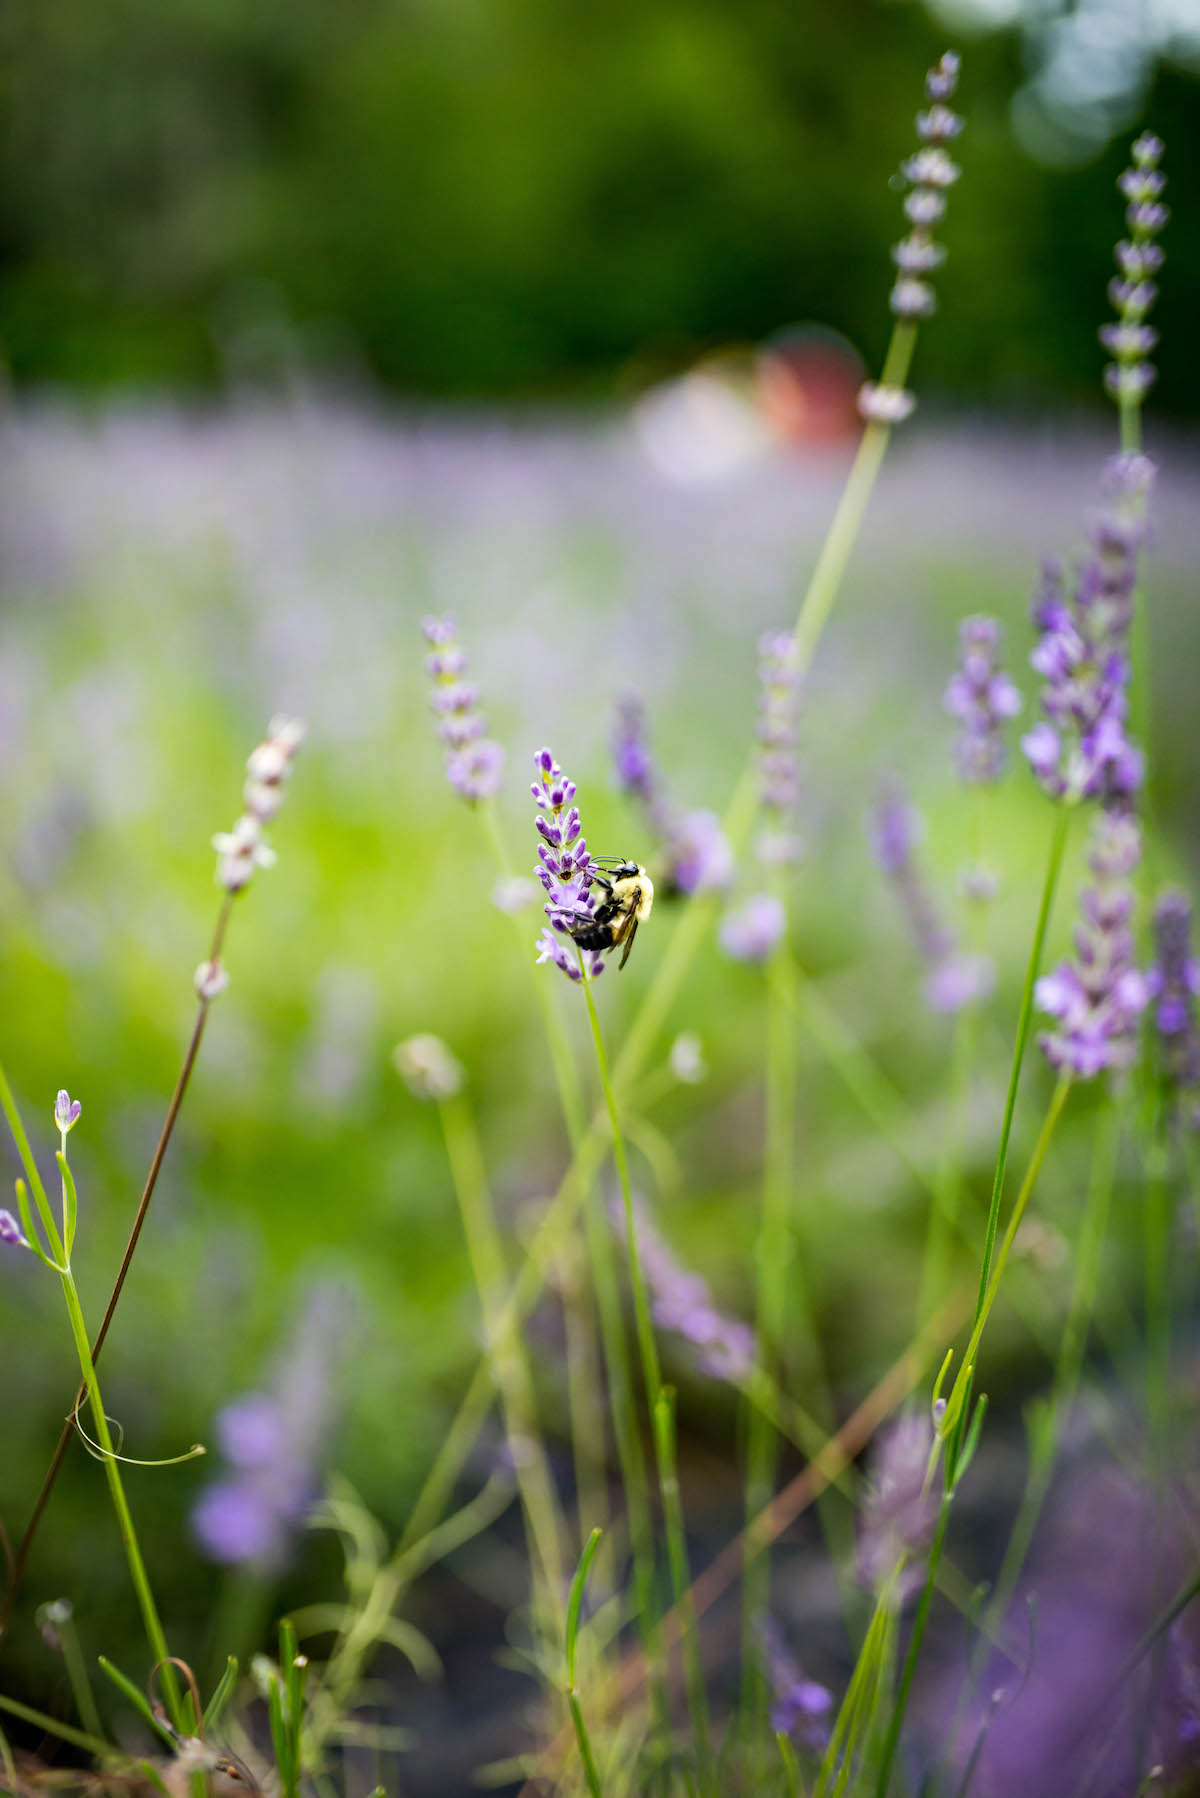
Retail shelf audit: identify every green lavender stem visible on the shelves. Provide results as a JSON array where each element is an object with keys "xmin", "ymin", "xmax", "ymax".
[
  {"xmin": 946, "ymin": 1103, "xmax": 1119, "ymax": 1768},
  {"xmin": 972, "ymin": 806, "xmax": 1071, "ymax": 1319},
  {"xmin": 578, "ymin": 955, "xmax": 714, "ymax": 1789},
  {"xmin": 437, "ymin": 1090, "xmax": 567, "ymax": 1643},
  {"xmin": 873, "ymin": 1076, "xmax": 1073, "ymax": 1797},
  {"xmin": 316, "ymin": 312, "xmax": 922, "ymax": 1647},
  {"xmin": 56, "ymin": 1264, "xmax": 186, "ymax": 1733},
  {"xmin": 480, "ymin": 798, "xmax": 608, "ymax": 1551}
]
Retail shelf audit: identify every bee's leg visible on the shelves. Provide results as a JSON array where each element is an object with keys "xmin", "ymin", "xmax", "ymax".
[{"xmin": 591, "ymin": 872, "xmax": 614, "ymax": 894}]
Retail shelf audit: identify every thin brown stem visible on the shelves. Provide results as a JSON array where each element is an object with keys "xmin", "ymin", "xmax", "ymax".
[{"xmin": 1, "ymin": 896, "xmax": 234, "ymax": 1629}]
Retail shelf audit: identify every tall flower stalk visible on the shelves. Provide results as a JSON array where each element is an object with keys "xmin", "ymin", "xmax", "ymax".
[
  {"xmin": 534, "ymin": 748, "xmax": 714, "ymax": 1788},
  {"xmin": 356, "ymin": 58, "xmax": 974, "ymax": 1705},
  {"xmin": 3, "ymin": 715, "xmax": 304, "ymax": 1627},
  {"xmin": 0, "ymin": 1080, "xmax": 193, "ymax": 1734}
]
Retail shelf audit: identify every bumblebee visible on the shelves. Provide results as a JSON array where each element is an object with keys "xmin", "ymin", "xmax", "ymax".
[{"xmin": 564, "ymin": 858, "xmax": 654, "ymax": 970}]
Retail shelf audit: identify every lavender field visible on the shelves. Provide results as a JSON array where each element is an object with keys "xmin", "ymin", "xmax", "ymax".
[{"xmin": 2, "ymin": 40, "xmax": 1200, "ymax": 1798}]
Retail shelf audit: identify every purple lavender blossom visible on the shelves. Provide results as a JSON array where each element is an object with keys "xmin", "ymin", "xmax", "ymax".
[
  {"xmin": 719, "ymin": 893, "xmax": 785, "ymax": 964},
  {"xmin": 1035, "ymin": 808, "xmax": 1148, "ymax": 1080},
  {"xmin": 871, "ymin": 783, "xmax": 994, "ymax": 1014},
  {"xmin": 191, "ymin": 1283, "xmax": 349, "ymax": 1572},
  {"xmin": 619, "ymin": 1195, "xmax": 754, "ymax": 1383},
  {"xmin": 531, "ymin": 748, "xmax": 603, "ymax": 981},
  {"xmin": 761, "ymin": 1621, "xmax": 834, "ymax": 1751},
  {"xmin": 757, "ymin": 631, "xmax": 803, "ymax": 864},
  {"xmin": 944, "ymin": 616, "xmax": 1021, "ymax": 784},
  {"xmin": 1104, "ymin": 133, "xmax": 1167, "ymax": 407},
  {"xmin": 857, "ymin": 51, "xmax": 961, "ymax": 425},
  {"xmin": 1146, "ymin": 890, "xmax": 1200, "ymax": 1116},
  {"xmin": 611, "ymin": 696, "xmax": 732, "ymax": 896},
  {"xmin": 858, "ymin": 1410, "xmax": 937, "ymax": 1596},
  {"xmin": 422, "ymin": 615, "xmax": 505, "ymax": 803},
  {"xmin": 1022, "ymin": 455, "xmax": 1153, "ymax": 804},
  {"xmin": 54, "ymin": 1090, "xmax": 81, "ymax": 1134}
]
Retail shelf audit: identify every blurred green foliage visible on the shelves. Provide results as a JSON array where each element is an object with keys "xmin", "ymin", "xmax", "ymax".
[
  {"xmin": 2, "ymin": 0, "xmax": 1199, "ymax": 410},
  {"xmin": 1, "ymin": 407, "xmax": 1198, "ymax": 1714}
]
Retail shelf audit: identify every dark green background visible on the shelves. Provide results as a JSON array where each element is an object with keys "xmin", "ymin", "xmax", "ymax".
[{"xmin": 2, "ymin": 0, "xmax": 1198, "ymax": 409}]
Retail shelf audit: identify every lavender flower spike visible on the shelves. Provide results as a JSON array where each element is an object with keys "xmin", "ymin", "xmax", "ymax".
[
  {"xmin": 1147, "ymin": 890, "xmax": 1200, "ymax": 1121},
  {"xmin": 617, "ymin": 1194, "xmax": 754, "ymax": 1384},
  {"xmin": 1104, "ymin": 133, "xmax": 1167, "ymax": 408},
  {"xmin": 761, "ymin": 1621, "xmax": 834, "ymax": 1751},
  {"xmin": 1022, "ymin": 455, "xmax": 1154, "ymax": 804},
  {"xmin": 1035, "ymin": 808, "xmax": 1148, "ymax": 1080},
  {"xmin": 859, "ymin": 49, "xmax": 963, "ymax": 424},
  {"xmin": 944, "ymin": 616, "xmax": 1021, "ymax": 784},
  {"xmin": 531, "ymin": 748, "xmax": 603, "ymax": 981},
  {"xmin": 611, "ymin": 696, "xmax": 732, "ymax": 896},
  {"xmin": 757, "ymin": 631, "xmax": 803, "ymax": 864},
  {"xmin": 213, "ymin": 714, "xmax": 303, "ymax": 891},
  {"xmin": 871, "ymin": 782, "xmax": 993, "ymax": 1014},
  {"xmin": 858, "ymin": 1410, "xmax": 938, "ymax": 1598},
  {"xmin": 422, "ymin": 615, "xmax": 505, "ymax": 803}
]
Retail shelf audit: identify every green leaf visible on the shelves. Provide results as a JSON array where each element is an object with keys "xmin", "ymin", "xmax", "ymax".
[
  {"xmin": 566, "ymin": 1528, "xmax": 602, "ymax": 1690},
  {"xmin": 202, "ymin": 1657, "xmax": 239, "ymax": 1733},
  {"xmin": 97, "ymin": 1657, "xmax": 175, "ymax": 1748}
]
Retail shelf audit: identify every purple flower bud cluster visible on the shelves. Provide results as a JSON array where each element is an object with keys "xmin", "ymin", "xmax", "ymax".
[
  {"xmin": 212, "ymin": 715, "xmax": 304, "ymax": 892},
  {"xmin": 889, "ymin": 53, "xmax": 962, "ymax": 326},
  {"xmin": 943, "ymin": 616, "xmax": 1021, "ymax": 784},
  {"xmin": 611, "ymin": 696, "xmax": 733, "ymax": 897},
  {"xmin": 1104, "ymin": 134, "xmax": 1167, "ymax": 408},
  {"xmin": 760, "ymin": 1620, "xmax": 834, "ymax": 1750},
  {"xmin": 1035, "ymin": 808, "xmax": 1148, "ymax": 1080},
  {"xmin": 757, "ymin": 632, "xmax": 803, "ymax": 864},
  {"xmin": 871, "ymin": 783, "xmax": 993, "ymax": 1013},
  {"xmin": 618, "ymin": 1195, "xmax": 754, "ymax": 1384},
  {"xmin": 191, "ymin": 1284, "xmax": 347, "ymax": 1570},
  {"xmin": 1022, "ymin": 455, "xmax": 1154, "ymax": 804},
  {"xmin": 531, "ymin": 749, "xmax": 603, "ymax": 982},
  {"xmin": 421, "ymin": 616, "xmax": 505, "ymax": 803},
  {"xmin": 1147, "ymin": 891, "xmax": 1200, "ymax": 1118},
  {"xmin": 858, "ymin": 1410, "xmax": 938, "ymax": 1597},
  {"xmin": 858, "ymin": 52, "xmax": 961, "ymax": 425}
]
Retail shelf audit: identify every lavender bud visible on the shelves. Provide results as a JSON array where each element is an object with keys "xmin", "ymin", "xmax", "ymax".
[
  {"xmin": 719, "ymin": 893, "xmax": 785, "ymax": 963},
  {"xmin": 212, "ymin": 813, "xmax": 277, "ymax": 892},
  {"xmin": 393, "ymin": 1034, "xmax": 465, "ymax": 1102},
  {"xmin": 925, "ymin": 51, "xmax": 960, "ymax": 101},
  {"xmin": 858, "ymin": 383, "xmax": 916, "ymax": 425},
  {"xmin": 890, "ymin": 279, "xmax": 937, "ymax": 320},
  {"xmin": 54, "ymin": 1089, "xmax": 81, "ymax": 1134},
  {"xmin": 194, "ymin": 958, "xmax": 231, "ymax": 1001},
  {"xmin": 0, "ymin": 1209, "xmax": 28, "ymax": 1248},
  {"xmin": 422, "ymin": 617, "xmax": 505, "ymax": 803}
]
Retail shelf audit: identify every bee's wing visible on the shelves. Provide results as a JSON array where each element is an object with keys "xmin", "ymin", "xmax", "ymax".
[{"xmin": 618, "ymin": 915, "xmax": 638, "ymax": 970}]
